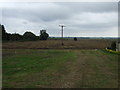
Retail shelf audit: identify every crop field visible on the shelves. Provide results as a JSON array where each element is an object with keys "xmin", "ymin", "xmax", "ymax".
[
  {"xmin": 2, "ymin": 39, "xmax": 115, "ymax": 49},
  {"xmin": 2, "ymin": 39, "xmax": 118, "ymax": 88}
]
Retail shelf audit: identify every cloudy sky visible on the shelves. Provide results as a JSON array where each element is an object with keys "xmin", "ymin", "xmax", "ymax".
[{"xmin": 0, "ymin": 2, "xmax": 118, "ymax": 37}]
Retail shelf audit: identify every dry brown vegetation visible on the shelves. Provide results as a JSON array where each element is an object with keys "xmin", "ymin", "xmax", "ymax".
[{"xmin": 2, "ymin": 39, "xmax": 115, "ymax": 49}]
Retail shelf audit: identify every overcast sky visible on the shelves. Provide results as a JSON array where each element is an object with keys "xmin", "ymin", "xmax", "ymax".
[{"xmin": 0, "ymin": 2, "xmax": 118, "ymax": 37}]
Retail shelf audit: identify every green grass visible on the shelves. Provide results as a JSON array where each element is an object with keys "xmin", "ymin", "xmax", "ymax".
[
  {"xmin": 3, "ymin": 49, "xmax": 76, "ymax": 88},
  {"xmin": 2, "ymin": 49, "xmax": 118, "ymax": 88}
]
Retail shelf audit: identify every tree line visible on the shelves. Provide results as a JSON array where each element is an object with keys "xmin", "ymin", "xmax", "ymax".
[{"xmin": 0, "ymin": 24, "xmax": 49, "ymax": 41}]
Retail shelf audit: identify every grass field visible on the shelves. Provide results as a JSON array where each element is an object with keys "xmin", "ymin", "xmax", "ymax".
[{"xmin": 2, "ymin": 49, "xmax": 118, "ymax": 88}]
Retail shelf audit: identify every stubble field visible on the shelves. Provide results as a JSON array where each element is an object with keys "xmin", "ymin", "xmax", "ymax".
[{"xmin": 2, "ymin": 39, "xmax": 114, "ymax": 49}]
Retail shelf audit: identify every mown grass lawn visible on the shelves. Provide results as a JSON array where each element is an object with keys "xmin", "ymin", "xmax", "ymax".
[{"xmin": 2, "ymin": 49, "xmax": 118, "ymax": 88}]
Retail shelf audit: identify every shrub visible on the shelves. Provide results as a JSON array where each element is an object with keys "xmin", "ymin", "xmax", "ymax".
[
  {"xmin": 40, "ymin": 32, "xmax": 49, "ymax": 40},
  {"xmin": 74, "ymin": 37, "xmax": 77, "ymax": 41},
  {"xmin": 107, "ymin": 47, "xmax": 111, "ymax": 49},
  {"xmin": 22, "ymin": 32, "xmax": 38, "ymax": 41},
  {"xmin": 111, "ymin": 42, "xmax": 116, "ymax": 51}
]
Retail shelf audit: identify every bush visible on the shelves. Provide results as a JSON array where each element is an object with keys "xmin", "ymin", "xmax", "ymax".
[
  {"xmin": 74, "ymin": 37, "xmax": 77, "ymax": 41},
  {"xmin": 107, "ymin": 47, "xmax": 111, "ymax": 49},
  {"xmin": 40, "ymin": 32, "xmax": 49, "ymax": 40},
  {"xmin": 22, "ymin": 32, "xmax": 39, "ymax": 41},
  {"xmin": 111, "ymin": 42, "xmax": 116, "ymax": 51},
  {"xmin": 10, "ymin": 33, "xmax": 22, "ymax": 41}
]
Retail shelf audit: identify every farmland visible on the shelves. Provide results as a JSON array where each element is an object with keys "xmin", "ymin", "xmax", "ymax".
[
  {"xmin": 2, "ymin": 39, "xmax": 115, "ymax": 49},
  {"xmin": 2, "ymin": 39, "xmax": 118, "ymax": 88}
]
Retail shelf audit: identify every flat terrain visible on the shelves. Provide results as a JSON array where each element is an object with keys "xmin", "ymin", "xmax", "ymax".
[
  {"xmin": 3, "ymin": 49, "xmax": 118, "ymax": 88},
  {"xmin": 2, "ymin": 39, "xmax": 114, "ymax": 49}
]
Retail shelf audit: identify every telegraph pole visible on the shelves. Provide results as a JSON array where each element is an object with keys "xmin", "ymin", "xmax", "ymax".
[{"xmin": 59, "ymin": 25, "xmax": 66, "ymax": 45}]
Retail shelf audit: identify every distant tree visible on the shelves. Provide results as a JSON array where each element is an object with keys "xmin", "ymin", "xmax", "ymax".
[
  {"xmin": 74, "ymin": 37, "xmax": 77, "ymax": 41},
  {"xmin": 23, "ymin": 32, "xmax": 38, "ymax": 41},
  {"xmin": 40, "ymin": 31, "xmax": 49, "ymax": 40},
  {"xmin": 10, "ymin": 33, "xmax": 22, "ymax": 41},
  {"xmin": 1, "ymin": 24, "xmax": 42, "ymax": 41},
  {"xmin": 0, "ymin": 24, "xmax": 1, "ymax": 41},
  {"xmin": 2, "ymin": 24, "xmax": 6, "ymax": 40},
  {"xmin": 1, "ymin": 24, "xmax": 10, "ymax": 41},
  {"xmin": 111, "ymin": 42, "xmax": 116, "ymax": 51},
  {"xmin": 6, "ymin": 33, "xmax": 11, "ymax": 41}
]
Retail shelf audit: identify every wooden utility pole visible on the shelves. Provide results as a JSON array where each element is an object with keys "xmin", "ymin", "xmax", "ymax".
[{"xmin": 59, "ymin": 25, "xmax": 66, "ymax": 45}]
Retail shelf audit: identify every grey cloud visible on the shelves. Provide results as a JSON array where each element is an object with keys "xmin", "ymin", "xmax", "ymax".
[
  {"xmin": 1, "ymin": 2, "xmax": 118, "ymax": 37},
  {"xmin": 55, "ymin": 2, "xmax": 118, "ymax": 13},
  {"xmin": 2, "ymin": 3, "xmax": 72, "ymax": 22},
  {"xmin": 2, "ymin": 2, "xmax": 117, "ymax": 23},
  {"xmin": 71, "ymin": 21, "xmax": 117, "ymax": 30}
]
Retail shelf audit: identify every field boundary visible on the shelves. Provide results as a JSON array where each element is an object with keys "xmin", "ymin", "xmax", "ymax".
[
  {"xmin": 104, "ymin": 49, "xmax": 120, "ymax": 54},
  {"xmin": 2, "ymin": 48, "xmax": 102, "ymax": 50}
]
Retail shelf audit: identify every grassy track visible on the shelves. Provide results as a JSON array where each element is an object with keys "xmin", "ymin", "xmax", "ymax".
[{"xmin": 2, "ymin": 49, "xmax": 118, "ymax": 88}]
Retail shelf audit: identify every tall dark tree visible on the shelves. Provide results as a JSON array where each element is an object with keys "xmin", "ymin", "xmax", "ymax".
[
  {"xmin": 2, "ymin": 24, "xmax": 6, "ymax": 40},
  {"xmin": 40, "ymin": 32, "xmax": 49, "ymax": 40},
  {"xmin": 1, "ymin": 24, "xmax": 10, "ymax": 41},
  {"xmin": 0, "ymin": 24, "xmax": 2, "ymax": 41}
]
